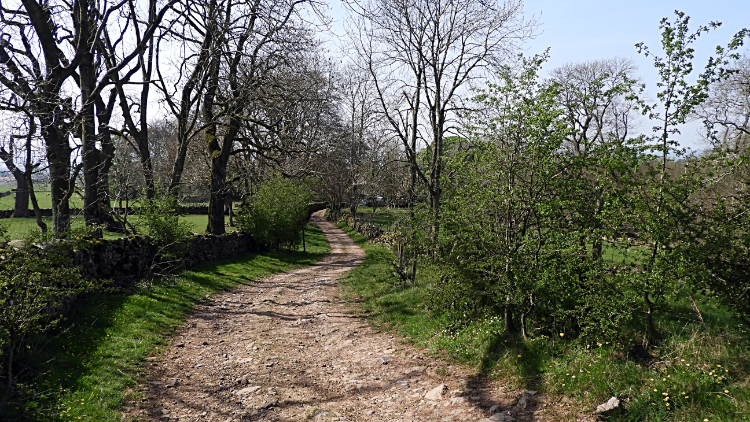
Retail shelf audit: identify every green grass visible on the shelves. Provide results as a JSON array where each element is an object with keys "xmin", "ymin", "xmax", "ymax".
[
  {"xmin": 1, "ymin": 223, "xmax": 329, "ymax": 421},
  {"xmin": 335, "ymin": 223, "xmax": 750, "ymax": 421},
  {"xmin": 0, "ymin": 187, "xmax": 84, "ymax": 210},
  {"xmin": 352, "ymin": 207, "xmax": 409, "ymax": 229},
  {"xmin": 0, "ymin": 214, "xmax": 234, "ymax": 241}
]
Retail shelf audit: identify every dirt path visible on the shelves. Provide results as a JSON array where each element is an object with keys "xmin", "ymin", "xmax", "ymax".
[{"xmin": 129, "ymin": 212, "xmax": 584, "ymax": 422}]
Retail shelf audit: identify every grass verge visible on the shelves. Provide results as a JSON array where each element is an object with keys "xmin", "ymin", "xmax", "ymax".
[
  {"xmin": 1, "ymin": 223, "xmax": 328, "ymax": 421},
  {"xmin": 334, "ymin": 223, "xmax": 750, "ymax": 421}
]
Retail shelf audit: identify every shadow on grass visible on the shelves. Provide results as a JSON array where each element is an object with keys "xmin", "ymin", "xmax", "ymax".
[
  {"xmin": 469, "ymin": 333, "xmax": 546, "ymax": 392},
  {"xmin": 1, "ymin": 226, "xmax": 330, "ymax": 421}
]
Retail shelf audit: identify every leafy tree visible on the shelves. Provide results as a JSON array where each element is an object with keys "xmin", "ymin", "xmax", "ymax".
[
  {"xmin": 235, "ymin": 176, "xmax": 312, "ymax": 250},
  {"xmin": 436, "ymin": 56, "xmax": 630, "ymax": 339},
  {"xmin": 628, "ymin": 11, "xmax": 749, "ymax": 339}
]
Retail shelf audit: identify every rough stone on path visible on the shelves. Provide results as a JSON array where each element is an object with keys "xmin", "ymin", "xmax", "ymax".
[
  {"xmin": 234, "ymin": 386, "xmax": 260, "ymax": 396},
  {"xmin": 425, "ymin": 383, "xmax": 449, "ymax": 400}
]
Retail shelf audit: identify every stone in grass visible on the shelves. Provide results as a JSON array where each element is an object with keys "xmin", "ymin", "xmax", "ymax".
[
  {"xmin": 490, "ymin": 413, "xmax": 516, "ymax": 422},
  {"xmin": 424, "ymin": 384, "xmax": 448, "ymax": 401},
  {"xmin": 596, "ymin": 396, "xmax": 620, "ymax": 413}
]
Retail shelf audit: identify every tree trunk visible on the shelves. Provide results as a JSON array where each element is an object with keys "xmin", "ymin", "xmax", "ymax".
[
  {"xmin": 26, "ymin": 171, "xmax": 47, "ymax": 233},
  {"xmin": 350, "ymin": 183, "xmax": 357, "ymax": 217},
  {"xmin": 12, "ymin": 173, "xmax": 30, "ymax": 218},
  {"xmin": 207, "ymin": 157, "xmax": 227, "ymax": 235},
  {"xmin": 0, "ymin": 340, "xmax": 14, "ymax": 408},
  {"xmin": 44, "ymin": 126, "xmax": 72, "ymax": 235},
  {"xmin": 504, "ymin": 304, "xmax": 517, "ymax": 335},
  {"xmin": 79, "ymin": 10, "xmax": 112, "ymax": 229},
  {"xmin": 203, "ymin": 35, "xmax": 224, "ymax": 234},
  {"xmin": 0, "ymin": 146, "xmax": 30, "ymax": 217},
  {"xmin": 592, "ymin": 186, "xmax": 604, "ymax": 260}
]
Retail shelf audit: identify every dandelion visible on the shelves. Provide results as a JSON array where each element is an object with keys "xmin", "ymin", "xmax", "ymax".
[
  {"xmin": 559, "ymin": 333, "xmax": 564, "ymax": 337},
  {"xmin": 724, "ymin": 390, "xmax": 729, "ymax": 393},
  {"xmin": 517, "ymin": 354, "xmax": 522, "ymax": 358}
]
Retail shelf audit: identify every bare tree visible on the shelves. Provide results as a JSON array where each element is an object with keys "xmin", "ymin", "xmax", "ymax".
[
  {"xmin": 345, "ymin": 0, "xmax": 536, "ymax": 240},
  {"xmin": 551, "ymin": 58, "xmax": 640, "ymax": 155},
  {"xmin": 0, "ymin": 1, "xmax": 79, "ymax": 234},
  {"xmin": 0, "ymin": 0, "xmax": 174, "ymax": 235},
  {"xmin": 550, "ymin": 57, "xmax": 641, "ymax": 259},
  {"xmin": 697, "ymin": 52, "xmax": 750, "ymax": 150},
  {"xmin": 338, "ymin": 64, "xmax": 379, "ymax": 216},
  {"xmin": 0, "ymin": 112, "xmax": 36, "ymax": 219},
  {"xmin": 153, "ymin": 0, "xmax": 326, "ymax": 234}
]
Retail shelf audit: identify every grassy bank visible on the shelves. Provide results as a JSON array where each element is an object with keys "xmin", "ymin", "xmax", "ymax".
[
  {"xmin": 0, "ymin": 223, "xmax": 329, "ymax": 421},
  {"xmin": 335, "ymin": 224, "xmax": 750, "ymax": 421}
]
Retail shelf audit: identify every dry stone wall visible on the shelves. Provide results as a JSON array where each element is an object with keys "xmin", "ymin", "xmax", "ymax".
[{"xmin": 2, "ymin": 232, "xmax": 264, "ymax": 290}]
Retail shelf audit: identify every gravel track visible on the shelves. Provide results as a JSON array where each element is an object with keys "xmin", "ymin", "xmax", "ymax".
[{"xmin": 127, "ymin": 211, "xmax": 589, "ymax": 422}]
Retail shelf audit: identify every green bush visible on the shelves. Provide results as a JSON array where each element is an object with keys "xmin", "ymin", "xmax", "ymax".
[
  {"xmin": 236, "ymin": 176, "xmax": 311, "ymax": 250},
  {"xmin": 0, "ymin": 247, "xmax": 90, "ymax": 406},
  {"xmin": 136, "ymin": 194, "xmax": 192, "ymax": 266}
]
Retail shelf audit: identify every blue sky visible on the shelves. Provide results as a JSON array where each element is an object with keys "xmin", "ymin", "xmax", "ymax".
[{"xmin": 326, "ymin": 0, "xmax": 750, "ymax": 150}]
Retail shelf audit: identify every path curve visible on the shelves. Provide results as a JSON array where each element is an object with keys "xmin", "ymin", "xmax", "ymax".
[{"xmin": 129, "ymin": 211, "xmax": 562, "ymax": 422}]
